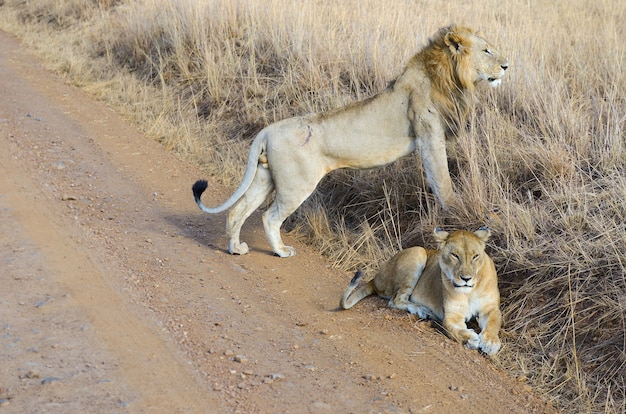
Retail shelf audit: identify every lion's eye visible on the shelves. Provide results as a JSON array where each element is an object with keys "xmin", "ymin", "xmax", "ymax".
[
  {"xmin": 484, "ymin": 49, "xmax": 492, "ymax": 55},
  {"xmin": 472, "ymin": 254, "xmax": 480, "ymax": 261},
  {"xmin": 450, "ymin": 253, "xmax": 460, "ymax": 261}
]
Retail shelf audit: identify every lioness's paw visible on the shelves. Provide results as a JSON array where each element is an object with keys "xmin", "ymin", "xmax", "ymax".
[
  {"xmin": 229, "ymin": 241, "xmax": 250, "ymax": 255},
  {"xmin": 407, "ymin": 304, "xmax": 433, "ymax": 320},
  {"xmin": 275, "ymin": 245, "xmax": 296, "ymax": 258},
  {"xmin": 479, "ymin": 334, "xmax": 501, "ymax": 355},
  {"xmin": 463, "ymin": 331, "xmax": 480, "ymax": 350}
]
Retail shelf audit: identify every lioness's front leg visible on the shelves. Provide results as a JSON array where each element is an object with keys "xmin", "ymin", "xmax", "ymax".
[
  {"xmin": 477, "ymin": 306, "xmax": 502, "ymax": 355},
  {"xmin": 443, "ymin": 312, "xmax": 480, "ymax": 350}
]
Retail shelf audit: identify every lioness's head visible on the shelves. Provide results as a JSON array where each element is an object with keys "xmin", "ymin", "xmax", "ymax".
[
  {"xmin": 434, "ymin": 227, "xmax": 491, "ymax": 293},
  {"xmin": 433, "ymin": 25, "xmax": 509, "ymax": 90}
]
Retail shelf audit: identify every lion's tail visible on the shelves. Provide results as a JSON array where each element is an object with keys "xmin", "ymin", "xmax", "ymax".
[
  {"xmin": 340, "ymin": 271, "xmax": 375, "ymax": 309},
  {"xmin": 192, "ymin": 133, "xmax": 266, "ymax": 214}
]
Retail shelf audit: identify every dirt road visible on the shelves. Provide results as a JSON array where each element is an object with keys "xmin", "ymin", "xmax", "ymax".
[{"xmin": 0, "ymin": 31, "xmax": 555, "ymax": 413}]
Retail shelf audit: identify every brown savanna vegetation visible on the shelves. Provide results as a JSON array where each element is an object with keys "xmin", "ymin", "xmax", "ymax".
[{"xmin": 1, "ymin": 0, "xmax": 624, "ymax": 412}]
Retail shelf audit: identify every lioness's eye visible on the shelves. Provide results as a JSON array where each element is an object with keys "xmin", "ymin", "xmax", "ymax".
[
  {"xmin": 472, "ymin": 254, "xmax": 480, "ymax": 261},
  {"xmin": 484, "ymin": 49, "xmax": 492, "ymax": 55},
  {"xmin": 451, "ymin": 253, "xmax": 459, "ymax": 261}
]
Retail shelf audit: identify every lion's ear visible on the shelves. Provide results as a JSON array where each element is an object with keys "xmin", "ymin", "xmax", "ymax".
[
  {"xmin": 433, "ymin": 227, "xmax": 449, "ymax": 243},
  {"xmin": 444, "ymin": 31, "xmax": 468, "ymax": 55},
  {"xmin": 474, "ymin": 226, "xmax": 491, "ymax": 242}
]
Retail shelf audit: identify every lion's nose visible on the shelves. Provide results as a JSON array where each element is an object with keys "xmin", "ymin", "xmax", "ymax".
[
  {"xmin": 501, "ymin": 63, "xmax": 509, "ymax": 71},
  {"xmin": 461, "ymin": 275, "xmax": 472, "ymax": 282}
]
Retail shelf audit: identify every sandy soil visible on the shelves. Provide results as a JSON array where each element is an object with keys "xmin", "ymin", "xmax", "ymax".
[{"xmin": 0, "ymin": 31, "xmax": 557, "ymax": 414}]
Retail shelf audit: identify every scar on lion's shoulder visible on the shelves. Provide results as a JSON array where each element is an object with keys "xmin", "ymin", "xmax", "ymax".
[{"xmin": 302, "ymin": 125, "xmax": 313, "ymax": 145}]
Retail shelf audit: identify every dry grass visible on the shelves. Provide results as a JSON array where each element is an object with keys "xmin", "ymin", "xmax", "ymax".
[{"xmin": 1, "ymin": 0, "xmax": 625, "ymax": 412}]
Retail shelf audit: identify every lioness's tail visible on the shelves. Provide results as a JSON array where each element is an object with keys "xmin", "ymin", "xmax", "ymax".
[
  {"xmin": 192, "ymin": 133, "xmax": 266, "ymax": 214},
  {"xmin": 340, "ymin": 271, "xmax": 375, "ymax": 309}
]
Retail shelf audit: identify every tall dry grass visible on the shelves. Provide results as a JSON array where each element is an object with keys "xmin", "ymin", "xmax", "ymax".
[{"xmin": 1, "ymin": 0, "xmax": 624, "ymax": 412}]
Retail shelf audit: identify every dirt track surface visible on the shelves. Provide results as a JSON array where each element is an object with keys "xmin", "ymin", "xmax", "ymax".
[{"xmin": 0, "ymin": 31, "xmax": 556, "ymax": 413}]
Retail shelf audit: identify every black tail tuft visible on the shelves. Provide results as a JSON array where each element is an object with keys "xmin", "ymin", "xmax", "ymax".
[
  {"xmin": 192, "ymin": 179, "xmax": 209, "ymax": 203},
  {"xmin": 349, "ymin": 270, "xmax": 363, "ymax": 286}
]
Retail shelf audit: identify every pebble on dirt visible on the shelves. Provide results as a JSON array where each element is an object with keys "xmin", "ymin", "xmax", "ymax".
[
  {"xmin": 233, "ymin": 355, "xmax": 248, "ymax": 363},
  {"xmin": 41, "ymin": 377, "xmax": 62, "ymax": 385}
]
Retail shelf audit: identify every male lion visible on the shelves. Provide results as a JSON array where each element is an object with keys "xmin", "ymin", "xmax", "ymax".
[
  {"xmin": 193, "ymin": 25, "xmax": 509, "ymax": 257},
  {"xmin": 340, "ymin": 227, "xmax": 502, "ymax": 355}
]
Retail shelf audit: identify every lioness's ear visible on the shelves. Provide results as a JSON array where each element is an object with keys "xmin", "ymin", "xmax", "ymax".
[
  {"xmin": 474, "ymin": 226, "xmax": 491, "ymax": 242},
  {"xmin": 433, "ymin": 227, "xmax": 449, "ymax": 243},
  {"xmin": 444, "ymin": 31, "xmax": 467, "ymax": 54}
]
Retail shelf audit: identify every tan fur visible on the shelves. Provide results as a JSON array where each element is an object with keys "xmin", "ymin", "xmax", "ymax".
[
  {"xmin": 341, "ymin": 228, "xmax": 502, "ymax": 355},
  {"xmin": 193, "ymin": 25, "xmax": 509, "ymax": 258}
]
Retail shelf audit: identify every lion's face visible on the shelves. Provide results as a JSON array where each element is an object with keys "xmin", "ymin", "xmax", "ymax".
[
  {"xmin": 443, "ymin": 27, "xmax": 509, "ymax": 89},
  {"xmin": 434, "ymin": 227, "xmax": 491, "ymax": 293},
  {"xmin": 469, "ymin": 35, "xmax": 509, "ymax": 87}
]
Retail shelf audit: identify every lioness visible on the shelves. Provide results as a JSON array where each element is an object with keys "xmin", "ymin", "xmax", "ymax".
[
  {"xmin": 340, "ymin": 227, "xmax": 502, "ymax": 355},
  {"xmin": 193, "ymin": 26, "xmax": 509, "ymax": 257}
]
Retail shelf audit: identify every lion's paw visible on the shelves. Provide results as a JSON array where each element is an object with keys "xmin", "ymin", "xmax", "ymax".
[
  {"xmin": 229, "ymin": 241, "xmax": 250, "ymax": 255},
  {"xmin": 275, "ymin": 245, "xmax": 296, "ymax": 258}
]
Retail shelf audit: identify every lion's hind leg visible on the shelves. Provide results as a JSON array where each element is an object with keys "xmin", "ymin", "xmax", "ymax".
[
  {"xmin": 262, "ymin": 202, "xmax": 297, "ymax": 257},
  {"xmin": 262, "ymin": 177, "xmax": 321, "ymax": 258}
]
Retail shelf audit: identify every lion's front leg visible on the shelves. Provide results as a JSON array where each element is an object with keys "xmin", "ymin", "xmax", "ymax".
[
  {"xmin": 477, "ymin": 307, "xmax": 502, "ymax": 355},
  {"xmin": 414, "ymin": 111, "xmax": 457, "ymax": 209}
]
